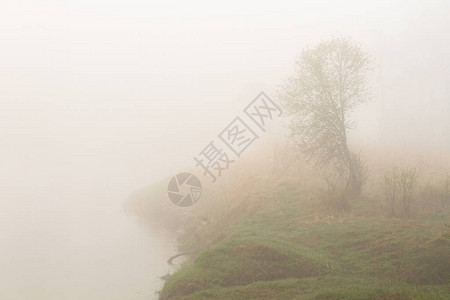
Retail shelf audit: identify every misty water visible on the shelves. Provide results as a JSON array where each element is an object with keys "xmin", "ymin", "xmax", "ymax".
[{"xmin": 0, "ymin": 184, "xmax": 179, "ymax": 300}]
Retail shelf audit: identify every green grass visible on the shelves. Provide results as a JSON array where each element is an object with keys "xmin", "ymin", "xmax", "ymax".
[
  {"xmin": 181, "ymin": 277, "xmax": 449, "ymax": 300},
  {"xmin": 158, "ymin": 176, "xmax": 450, "ymax": 299}
]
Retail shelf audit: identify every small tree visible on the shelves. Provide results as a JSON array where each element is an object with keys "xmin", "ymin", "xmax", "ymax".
[
  {"xmin": 419, "ymin": 173, "xmax": 450, "ymax": 214},
  {"xmin": 399, "ymin": 167, "xmax": 418, "ymax": 217},
  {"xmin": 384, "ymin": 166, "xmax": 418, "ymax": 217},
  {"xmin": 281, "ymin": 37, "xmax": 371, "ymax": 196},
  {"xmin": 384, "ymin": 167, "xmax": 400, "ymax": 216}
]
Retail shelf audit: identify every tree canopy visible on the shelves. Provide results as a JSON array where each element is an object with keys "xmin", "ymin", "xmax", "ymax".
[{"xmin": 281, "ymin": 37, "xmax": 371, "ymax": 194}]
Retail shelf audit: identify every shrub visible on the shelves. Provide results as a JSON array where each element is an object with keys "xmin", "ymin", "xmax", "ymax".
[
  {"xmin": 383, "ymin": 167, "xmax": 418, "ymax": 217},
  {"xmin": 351, "ymin": 152, "xmax": 368, "ymax": 196},
  {"xmin": 399, "ymin": 167, "xmax": 418, "ymax": 217},
  {"xmin": 418, "ymin": 173, "xmax": 450, "ymax": 215},
  {"xmin": 324, "ymin": 171, "xmax": 351, "ymax": 211},
  {"xmin": 384, "ymin": 167, "xmax": 400, "ymax": 217}
]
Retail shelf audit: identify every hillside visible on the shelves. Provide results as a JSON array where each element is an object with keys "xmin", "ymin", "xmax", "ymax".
[{"xmin": 127, "ymin": 145, "xmax": 450, "ymax": 300}]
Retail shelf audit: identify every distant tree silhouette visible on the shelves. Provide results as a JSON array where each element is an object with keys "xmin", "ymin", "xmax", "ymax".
[{"xmin": 281, "ymin": 37, "xmax": 371, "ymax": 196}]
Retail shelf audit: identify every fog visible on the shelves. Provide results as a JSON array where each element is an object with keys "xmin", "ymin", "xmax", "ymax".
[{"xmin": 1, "ymin": 0, "xmax": 449, "ymax": 299}]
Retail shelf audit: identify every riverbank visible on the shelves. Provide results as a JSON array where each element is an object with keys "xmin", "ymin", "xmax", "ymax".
[
  {"xmin": 128, "ymin": 147, "xmax": 450, "ymax": 299},
  {"xmin": 160, "ymin": 179, "xmax": 449, "ymax": 299}
]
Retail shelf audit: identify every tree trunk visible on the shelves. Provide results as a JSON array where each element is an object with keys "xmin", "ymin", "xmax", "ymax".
[
  {"xmin": 339, "ymin": 106, "xmax": 359, "ymax": 196},
  {"xmin": 343, "ymin": 142, "xmax": 358, "ymax": 196}
]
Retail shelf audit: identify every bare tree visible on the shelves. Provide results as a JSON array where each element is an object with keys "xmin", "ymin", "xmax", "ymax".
[
  {"xmin": 281, "ymin": 37, "xmax": 371, "ymax": 195},
  {"xmin": 384, "ymin": 167, "xmax": 400, "ymax": 216},
  {"xmin": 384, "ymin": 166, "xmax": 418, "ymax": 217}
]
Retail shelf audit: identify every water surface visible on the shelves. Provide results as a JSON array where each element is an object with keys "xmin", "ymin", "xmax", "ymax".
[{"xmin": 0, "ymin": 185, "xmax": 179, "ymax": 300}]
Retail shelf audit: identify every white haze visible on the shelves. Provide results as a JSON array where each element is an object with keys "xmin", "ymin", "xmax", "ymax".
[{"xmin": 1, "ymin": 0, "xmax": 449, "ymax": 299}]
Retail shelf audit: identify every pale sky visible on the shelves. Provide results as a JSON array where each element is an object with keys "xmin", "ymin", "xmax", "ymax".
[{"xmin": 2, "ymin": 0, "xmax": 449, "ymax": 190}]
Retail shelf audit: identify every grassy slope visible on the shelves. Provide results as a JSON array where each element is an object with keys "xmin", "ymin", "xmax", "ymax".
[
  {"xmin": 158, "ymin": 173, "xmax": 450, "ymax": 300},
  {"xmin": 122, "ymin": 145, "xmax": 450, "ymax": 299}
]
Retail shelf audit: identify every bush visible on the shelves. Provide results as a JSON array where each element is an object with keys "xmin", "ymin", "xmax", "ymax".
[
  {"xmin": 384, "ymin": 167, "xmax": 400, "ymax": 216},
  {"xmin": 383, "ymin": 167, "xmax": 418, "ymax": 217},
  {"xmin": 321, "ymin": 153, "xmax": 367, "ymax": 211},
  {"xmin": 324, "ymin": 171, "xmax": 351, "ymax": 211},
  {"xmin": 418, "ymin": 174, "xmax": 450, "ymax": 215},
  {"xmin": 399, "ymin": 167, "xmax": 418, "ymax": 217},
  {"xmin": 351, "ymin": 152, "xmax": 368, "ymax": 196}
]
